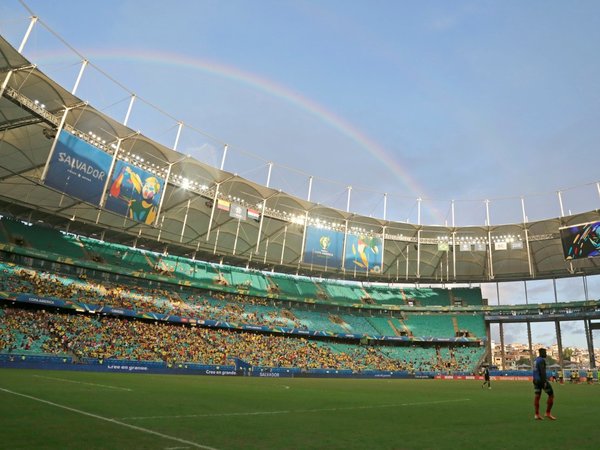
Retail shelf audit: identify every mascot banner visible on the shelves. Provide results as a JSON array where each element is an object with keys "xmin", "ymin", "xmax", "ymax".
[
  {"xmin": 344, "ymin": 234, "xmax": 382, "ymax": 273},
  {"xmin": 44, "ymin": 130, "xmax": 112, "ymax": 206},
  {"xmin": 105, "ymin": 160, "xmax": 164, "ymax": 225},
  {"xmin": 303, "ymin": 226, "xmax": 344, "ymax": 268}
]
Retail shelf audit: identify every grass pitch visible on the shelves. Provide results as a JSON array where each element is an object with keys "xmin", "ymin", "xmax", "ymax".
[{"xmin": 0, "ymin": 369, "xmax": 598, "ymax": 449}]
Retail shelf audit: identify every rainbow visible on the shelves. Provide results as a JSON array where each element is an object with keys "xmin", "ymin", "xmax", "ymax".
[
  {"xmin": 39, "ymin": 48, "xmax": 424, "ymax": 190},
  {"xmin": 32, "ymin": 47, "xmax": 445, "ymax": 220}
]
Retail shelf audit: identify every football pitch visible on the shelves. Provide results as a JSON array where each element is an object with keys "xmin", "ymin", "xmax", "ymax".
[{"xmin": 0, "ymin": 369, "xmax": 598, "ymax": 449}]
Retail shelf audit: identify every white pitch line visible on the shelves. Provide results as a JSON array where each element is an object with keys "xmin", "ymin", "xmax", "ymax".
[
  {"xmin": 33, "ymin": 375, "xmax": 133, "ymax": 392},
  {"xmin": 120, "ymin": 398, "xmax": 471, "ymax": 421},
  {"xmin": 0, "ymin": 387, "xmax": 219, "ymax": 450}
]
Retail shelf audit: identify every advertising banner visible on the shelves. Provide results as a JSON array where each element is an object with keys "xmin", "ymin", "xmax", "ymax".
[
  {"xmin": 44, "ymin": 130, "xmax": 112, "ymax": 205},
  {"xmin": 303, "ymin": 226, "xmax": 344, "ymax": 268},
  {"xmin": 229, "ymin": 203, "xmax": 247, "ymax": 220},
  {"xmin": 344, "ymin": 234, "xmax": 382, "ymax": 273},
  {"xmin": 560, "ymin": 221, "xmax": 600, "ymax": 260},
  {"xmin": 105, "ymin": 160, "xmax": 165, "ymax": 225}
]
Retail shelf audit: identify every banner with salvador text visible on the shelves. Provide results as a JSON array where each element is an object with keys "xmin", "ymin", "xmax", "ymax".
[{"xmin": 44, "ymin": 130, "xmax": 112, "ymax": 206}]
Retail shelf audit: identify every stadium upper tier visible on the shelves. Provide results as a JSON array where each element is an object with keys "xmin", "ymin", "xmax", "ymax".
[
  {"xmin": 2, "ymin": 34, "xmax": 600, "ymax": 284},
  {"xmin": 0, "ymin": 259, "xmax": 487, "ymax": 340},
  {"xmin": 0, "ymin": 217, "xmax": 485, "ymax": 312}
]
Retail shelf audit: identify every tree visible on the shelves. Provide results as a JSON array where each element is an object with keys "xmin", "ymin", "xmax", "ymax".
[
  {"xmin": 563, "ymin": 347, "xmax": 574, "ymax": 361},
  {"xmin": 516, "ymin": 357, "xmax": 531, "ymax": 367}
]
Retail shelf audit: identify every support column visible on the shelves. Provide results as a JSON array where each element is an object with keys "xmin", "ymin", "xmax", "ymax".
[
  {"xmin": 555, "ymin": 321, "xmax": 564, "ymax": 368},
  {"xmin": 212, "ymin": 228, "xmax": 220, "ymax": 254},
  {"xmin": 266, "ymin": 162, "xmax": 273, "ymax": 188},
  {"xmin": 0, "ymin": 16, "xmax": 37, "ymax": 98},
  {"xmin": 557, "ymin": 190, "xmax": 565, "ymax": 217},
  {"xmin": 123, "ymin": 94, "xmax": 136, "ymax": 127},
  {"xmin": 521, "ymin": 197, "xmax": 534, "ymax": 277},
  {"xmin": 405, "ymin": 242, "xmax": 409, "ymax": 280},
  {"xmin": 380, "ymin": 225, "xmax": 386, "ymax": 274},
  {"xmin": 206, "ymin": 183, "xmax": 221, "ymax": 242},
  {"xmin": 98, "ymin": 137, "xmax": 124, "ymax": 209},
  {"xmin": 280, "ymin": 225, "xmax": 288, "ymax": 265},
  {"xmin": 346, "ymin": 186, "xmax": 352, "ymax": 213},
  {"xmin": 220, "ymin": 144, "xmax": 228, "ymax": 171},
  {"xmin": 179, "ymin": 198, "xmax": 191, "ymax": 243},
  {"xmin": 451, "ymin": 230, "xmax": 456, "ymax": 280},
  {"xmin": 154, "ymin": 160, "xmax": 175, "ymax": 227},
  {"xmin": 40, "ymin": 107, "xmax": 72, "ymax": 182},
  {"xmin": 71, "ymin": 59, "xmax": 88, "ymax": 95},
  {"xmin": 585, "ymin": 320, "xmax": 595, "ymax": 369},
  {"xmin": 341, "ymin": 220, "xmax": 348, "ymax": 272},
  {"xmin": 307, "ymin": 176, "xmax": 313, "ymax": 202},
  {"xmin": 485, "ymin": 199, "xmax": 494, "ymax": 280},
  {"xmin": 416, "ymin": 229, "xmax": 421, "ymax": 279},
  {"xmin": 383, "ymin": 193, "xmax": 388, "ymax": 221},
  {"xmin": 527, "ymin": 321, "xmax": 533, "ymax": 367},
  {"xmin": 255, "ymin": 199, "xmax": 268, "ymax": 254},
  {"xmin": 299, "ymin": 211, "xmax": 309, "ymax": 266},
  {"xmin": 233, "ymin": 218, "xmax": 241, "ymax": 255},
  {"xmin": 485, "ymin": 321, "xmax": 492, "ymax": 365},
  {"xmin": 499, "ymin": 323, "xmax": 506, "ymax": 370},
  {"xmin": 525, "ymin": 280, "xmax": 534, "ymax": 365}
]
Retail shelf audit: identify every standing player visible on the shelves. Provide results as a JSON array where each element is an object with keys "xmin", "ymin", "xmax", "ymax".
[
  {"xmin": 481, "ymin": 365, "xmax": 491, "ymax": 389},
  {"xmin": 533, "ymin": 348, "xmax": 556, "ymax": 420}
]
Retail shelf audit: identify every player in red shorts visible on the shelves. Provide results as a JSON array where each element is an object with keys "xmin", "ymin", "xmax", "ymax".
[{"xmin": 533, "ymin": 348, "xmax": 556, "ymax": 420}]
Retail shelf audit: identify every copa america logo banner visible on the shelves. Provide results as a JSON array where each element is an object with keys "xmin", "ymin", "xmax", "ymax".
[
  {"xmin": 303, "ymin": 226, "xmax": 344, "ymax": 268},
  {"xmin": 44, "ymin": 130, "xmax": 112, "ymax": 206},
  {"xmin": 344, "ymin": 234, "xmax": 382, "ymax": 273},
  {"xmin": 105, "ymin": 160, "xmax": 164, "ymax": 225}
]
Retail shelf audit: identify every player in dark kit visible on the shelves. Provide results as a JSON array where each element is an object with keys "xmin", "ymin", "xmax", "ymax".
[
  {"xmin": 533, "ymin": 348, "xmax": 556, "ymax": 420},
  {"xmin": 481, "ymin": 366, "xmax": 491, "ymax": 389}
]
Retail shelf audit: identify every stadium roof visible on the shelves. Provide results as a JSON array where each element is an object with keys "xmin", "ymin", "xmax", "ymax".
[{"xmin": 2, "ymin": 34, "xmax": 600, "ymax": 284}]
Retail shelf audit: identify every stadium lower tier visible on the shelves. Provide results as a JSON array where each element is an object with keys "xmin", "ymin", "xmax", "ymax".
[{"xmin": 0, "ymin": 305, "xmax": 484, "ymax": 373}]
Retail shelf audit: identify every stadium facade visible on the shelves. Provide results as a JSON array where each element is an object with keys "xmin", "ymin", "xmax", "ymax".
[{"xmin": 1, "ymin": 15, "xmax": 599, "ymax": 373}]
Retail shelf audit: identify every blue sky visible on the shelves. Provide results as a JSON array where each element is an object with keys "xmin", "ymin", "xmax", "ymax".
[
  {"xmin": 2, "ymin": 0, "xmax": 600, "ymax": 349},
  {"xmin": 3, "ymin": 0, "xmax": 600, "ymax": 225}
]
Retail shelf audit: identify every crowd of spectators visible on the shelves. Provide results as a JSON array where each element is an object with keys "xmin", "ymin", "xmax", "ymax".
[
  {"xmin": 0, "ymin": 305, "xmax": 476, "ymax": 373},
  {"xmin": 0, "ymin": 261, "xmax": 483, "ymax": 373},
  {"xmin": 0, "ymin": 263, "xmax": 311, "ymax": 331}
]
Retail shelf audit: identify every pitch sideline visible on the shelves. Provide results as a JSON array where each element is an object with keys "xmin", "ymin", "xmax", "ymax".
[{"xmin": 0, "ymin": 387, "xmax": 219, "ymax": 450}]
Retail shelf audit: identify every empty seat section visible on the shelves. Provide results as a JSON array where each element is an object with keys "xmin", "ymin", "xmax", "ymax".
[
  {"xmin": 451, "ymin": 287, "xmax": 484, "ymax": 306},
  {"xmin": 270, "ymin": 275, "xmax": 301, "ymax": 297},
  {"xmin": 366, "ymin": 317, "xmax": 398, "ymax": 336},
  {"xmin": 456, "ymin": 315, "xmax": 486, "ymax": 338},
  {"xmin": 404, "ymin": 314, "xmax": 456, "ymax": 338}
]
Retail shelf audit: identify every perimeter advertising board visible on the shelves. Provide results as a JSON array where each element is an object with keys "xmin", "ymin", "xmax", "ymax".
[{"xmin": 43, "ymin": 130, "xmax": 112, "ymax": 205}]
